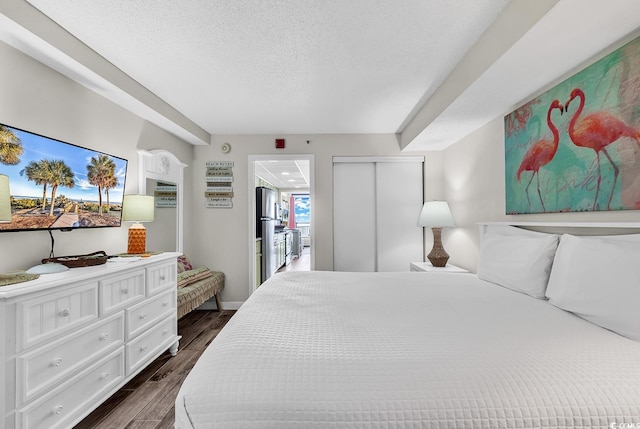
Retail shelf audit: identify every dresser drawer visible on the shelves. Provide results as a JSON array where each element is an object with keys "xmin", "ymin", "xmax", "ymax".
[
  {"xmin": 16, "ymin": 348, "xmax": 124, "ymax": 429},
  {"xmin": 146, "ymin": 260, "xmax": 177, "ymax": 296},
  {"xmin": 18, "ymin": 282, "xmax": 99, "ymax": 351},
  {"xmin": 99, "ymin": 269, "xmax": 145, "ymax": 316},
  {"xmin": 126, "ymin": 317, "xmax": 176, "ymax": 375},
  {"xmin": 126, "ymin": 288, "xmax": 177, "ymax": 340},
  {"xmin": 17, "ymin": 312, "xmax": 124, "ymax": 406}
]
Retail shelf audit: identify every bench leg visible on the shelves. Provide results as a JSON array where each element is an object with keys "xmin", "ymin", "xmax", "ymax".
[{"xmin": 214, "ymin": 293, "xmax": 223, "ymax": 311}]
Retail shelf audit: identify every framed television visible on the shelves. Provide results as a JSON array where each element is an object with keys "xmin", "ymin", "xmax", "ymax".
[{"xmin": 0, "ymin": 123, "xmax": 128, "ymax": 232}]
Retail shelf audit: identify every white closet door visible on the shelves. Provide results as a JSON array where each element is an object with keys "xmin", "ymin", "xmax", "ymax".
[
  {"xmin": 375, "ymin": 161, "xmax": 423, "ymax": 271},
  {"xmin": 333, "ymin": 162, "xmax": 376, "ymax": 272},
  {"xmin": 333, "ymin": 157, "xmax": 424, "ymax": 272}
]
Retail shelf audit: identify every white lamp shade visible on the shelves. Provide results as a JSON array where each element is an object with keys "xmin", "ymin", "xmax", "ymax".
[
  {"xmin": 417, "ymin": 201, "xmax": 455, "ymax": 228},
  {"xmin": 122, "ymin": 195, "xmax": 154, "ymax": 222},
  {"xmin": 0, "ymin": 174, "xmax": 11, "ymax": 223}
]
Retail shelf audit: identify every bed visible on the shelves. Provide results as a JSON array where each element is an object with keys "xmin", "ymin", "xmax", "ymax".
[{"xmin": 175, "ymin": 223, "xmax": 640, "ymax": 428}]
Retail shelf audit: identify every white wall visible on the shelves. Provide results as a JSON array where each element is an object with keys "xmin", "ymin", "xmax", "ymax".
[
  {"xmin": 0, "ymin": 39, "xmax": 427, "ymax": 305},
  {"xmin": 441, "ymin": 116, "xmax": 640, "ymax": 272},
  {"xmin": 191, "ymin": 134, "xmax": 418, "ymax": 305},
  {"xmin": 0, "ymin": 41, "xmax": 193, "ymax": 272}
]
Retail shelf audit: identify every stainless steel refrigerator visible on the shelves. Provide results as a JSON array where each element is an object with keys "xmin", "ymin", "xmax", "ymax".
[{"xmin": 256, "ymin": 187, "xmax": 276, "ymax": 283}]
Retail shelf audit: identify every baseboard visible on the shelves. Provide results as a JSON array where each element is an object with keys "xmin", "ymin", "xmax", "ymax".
[{"xmin": 197, "ymin": 301, "xmax": 244, "ymax": 311}]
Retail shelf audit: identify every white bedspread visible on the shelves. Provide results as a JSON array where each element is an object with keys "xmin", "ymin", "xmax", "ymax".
[{"xmin": 175, "ymin": 271, "xmax": 640, "ymax": 428}]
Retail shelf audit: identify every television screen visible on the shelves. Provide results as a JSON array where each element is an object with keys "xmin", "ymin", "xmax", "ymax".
[{"xmin": 0, "ymin": 123, "xmax": 128, "ymax": 232}]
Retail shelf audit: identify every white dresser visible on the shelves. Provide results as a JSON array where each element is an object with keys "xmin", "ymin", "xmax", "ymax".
[{"xmin": 0, "ymin": 252, "xmax": 180, "ymax": 429}]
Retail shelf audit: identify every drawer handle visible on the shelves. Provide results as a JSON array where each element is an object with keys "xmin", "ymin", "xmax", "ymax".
[
  {"xmin": 121, "ymin": 289, "xmax": 129, "ymax": 295},
  {"xmin": 160, "ymin": 275, "xmax": 166, "ymax": 280},
  {"xmin": 59, "ymin": 309, "xmax": 70, "ymax": 317},
  {"xmin": 140, "ymin": 345, "xmax": 148, "ymax": 352},
  {"xmin": 100, "ymin": 333, "xmax": 110, "ymax": 341},
  {"xmin": 101, "ymin": 372, "xmax": 110, "ymax": 380},
  {"xmin": 139, "ymin": 313, "xmax": 147, "ymax": 320},
  {"xmin": 162, "ymin": 302, "xmax": 168, "ymax": 307},
  {"xmin": 53, "ymin": 405, "xmax": 63, "ymax": 415},
  {"xmin": 52, "ymin": 357, "xmax": 63, "ymax": 367},
  {"xmin": 163, "ymin": 329, "xmax": 169, "ymax": 335}
]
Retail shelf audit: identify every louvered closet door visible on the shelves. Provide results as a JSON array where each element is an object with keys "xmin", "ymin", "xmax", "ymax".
[{"xmin": 333, "ymin": 157, "xmax": 424, "ymax": 272}]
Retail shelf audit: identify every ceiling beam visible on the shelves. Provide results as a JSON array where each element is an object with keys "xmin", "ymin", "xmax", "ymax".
[
  {"xmin": 0, "ymin": 0, "xmax": 211, "ymax": 146},
  {"xmin": 399, "ymin": 0, "xmax": 559, "ymax": 150}
]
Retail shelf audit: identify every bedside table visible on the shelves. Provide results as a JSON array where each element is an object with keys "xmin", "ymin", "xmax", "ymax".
[{"xmin": 410, "ymin": 262, "xmax": 468, "ymax": 273}]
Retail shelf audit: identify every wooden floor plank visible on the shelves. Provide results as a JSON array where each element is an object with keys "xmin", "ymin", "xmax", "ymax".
[
  {"xmin": 73, "ymin": 388, "xmax": 133, "ymax": 429},
  {"xmin": 135, "ymin": 373, "xmax": 188, "ymax": 421},
  {"xmin": 125, "ymin": 421, "xmax": 161, "ymax": 429},
  {"xmin": 92, "ymin": 380, "xmax": 170, "ymax": 429},
  {"xmin": 73, "ymin": 309, "xmax": 235, "ymax": 429},
  {"xmin": 150, "ymin": 348, "xmax": 201, "ymax": 382},
  {"xmin": 178, "ymin": 311, "xmax": 221, "ymax": 346},
  {"xmin": 122, "ymin": 352, "xmax": 173, "ymax": 390},
  {"xmin": 157, "ymin": 409, "xmax": 176, "ymax": 429},
  {"xmin": 187, "ymin": 326, "xmax": 224, "ymax": 351}
]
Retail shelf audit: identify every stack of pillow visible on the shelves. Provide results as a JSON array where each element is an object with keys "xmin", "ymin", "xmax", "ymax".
[{"xmin": 477, "ymin": 225, "xmax": 640, "ymax": 342}]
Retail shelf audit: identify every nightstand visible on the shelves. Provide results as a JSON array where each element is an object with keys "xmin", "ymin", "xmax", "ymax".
[{"xmin": 410, "ymin": 262, "xmax": 468, "ymax": 273}]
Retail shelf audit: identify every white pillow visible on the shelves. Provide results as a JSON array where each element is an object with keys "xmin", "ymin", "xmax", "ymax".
[
  {"xmin": 546, "ymin": 234, "xmax": 640, "ymax": 341},
  {"xmin": 477, "ymin": 231, "xmax": 559, "ymax": 298}
]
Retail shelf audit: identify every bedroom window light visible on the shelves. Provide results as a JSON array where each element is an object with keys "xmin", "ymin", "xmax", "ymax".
[{"xmin": 417, "ymin": 201, "xmax": 456, "ymax": 267}]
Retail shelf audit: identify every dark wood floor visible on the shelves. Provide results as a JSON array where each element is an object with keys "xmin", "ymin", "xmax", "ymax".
[{"xmin": 73, "ymin": 309, "xmax": 236, "ymax": 429}]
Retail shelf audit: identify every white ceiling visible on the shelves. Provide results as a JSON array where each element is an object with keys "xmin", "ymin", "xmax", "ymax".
[
  {"xmin": 255, "ymin": 159, "xmax": 310, "ymax": 190},
  {"xmin": 20, "ymin": 0, "xmax": 509, "ymax": 137},
  {"xmin": 2, "ymin": 0, "xmax": 640, "ymax": 151}
]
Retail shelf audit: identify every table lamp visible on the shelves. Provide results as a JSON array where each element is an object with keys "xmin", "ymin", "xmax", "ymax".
[
  {"xmin": 0, "ymin": 174, "xmax": 12, "ymax": 223},
  {"xmin": 122, "ymin": 195, "xmax": 154, "ymax": 254},
  {"xmin": 417, "ymin": 201, "xmax": 455, "ymax": 267}
]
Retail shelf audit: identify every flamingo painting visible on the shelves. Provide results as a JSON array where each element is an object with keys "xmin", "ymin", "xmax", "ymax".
[
  {"xmin": 516, "ymin": 100, "xmax": 563, "ymax": 212},
  {"xmin": 506, "ymin": 34, "xmax": 640, "ymax": 214},
  {"xmin": 565, "ymin": 87, "xmax": 640, "ymax": 210}
]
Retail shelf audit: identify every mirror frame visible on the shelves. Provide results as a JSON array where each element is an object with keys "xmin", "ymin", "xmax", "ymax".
[{"xmin": 138, "ymin": 149, "xmax": 187, "ymax": 253}]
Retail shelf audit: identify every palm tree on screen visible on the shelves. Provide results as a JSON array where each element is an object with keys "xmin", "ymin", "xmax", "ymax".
[
  {"xmin": 87, "ymin": 154, "xmax": 115, "ymax": 214},
  {"xmin": 46, "ymin": 160, "xmax": 75, "ymax": 216},
  {"xmin": 0, "ymin": 125, "xmax": 23, "ymax": 165},
  {"xmin": 103, "ymin": 173, "xmax": 119, "ymax": 214},
  {"xmin": 21, "ymin": 160, "xmax": 51, "ymax": 211}
]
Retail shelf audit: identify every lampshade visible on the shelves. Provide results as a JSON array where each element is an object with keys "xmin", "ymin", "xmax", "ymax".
[
  {"xmin": 417, "ymin": 201, "xmax": 455, "ymax": 228},
  {"xmin": 122, "ymin": 195, "xmax": 155, "ymax": 222},
  {"xmin": 0, "ymin": 174, "xmax": 12, "ymax": 223},
  {"xmin": 417, "ymin": 201, "xmax": 455, "ymax": 267}
]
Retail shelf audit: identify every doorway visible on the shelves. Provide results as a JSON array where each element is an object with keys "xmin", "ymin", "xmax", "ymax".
[{"xmin": 248, "ymin": 154, "xmax": 315, "ymax": 295}]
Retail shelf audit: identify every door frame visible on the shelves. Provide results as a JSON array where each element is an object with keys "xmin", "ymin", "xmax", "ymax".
[{"xmin": 248, "ymin": 154, "xmax": 315, "ymax": 295}]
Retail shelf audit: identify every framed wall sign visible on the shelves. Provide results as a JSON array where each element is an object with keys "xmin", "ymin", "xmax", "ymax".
[{"xmin": 205, "ymin": 161, "xmax": 234, "ymax": 208}]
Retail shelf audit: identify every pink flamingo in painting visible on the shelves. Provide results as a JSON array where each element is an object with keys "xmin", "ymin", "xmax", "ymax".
[
  {"xmin": 517, "ymin": 99, "xmax": 564, "ymax": 212},
  {"xmin": 565, "ymin": 88, "xmax": 640, "ymax": 210}
]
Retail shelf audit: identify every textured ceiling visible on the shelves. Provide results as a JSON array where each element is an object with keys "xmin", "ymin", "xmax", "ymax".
[
  {"xmin": 21, "ymin": 0, "xmax": 509, "ymax": 135},
  {"xmin": 4, "ymin": 0, "xmax": 640, "ymax": 151}
]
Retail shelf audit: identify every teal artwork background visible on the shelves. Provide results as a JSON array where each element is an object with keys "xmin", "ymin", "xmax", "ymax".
[{"xmin": 505, "ymin": 35, "xmax": 640, "ymax": 214}]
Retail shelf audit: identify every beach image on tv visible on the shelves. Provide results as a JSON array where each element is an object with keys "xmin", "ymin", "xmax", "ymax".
[{"xmin": 0, "ymin": 123, "xmax": 128, "ymax": 231}]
